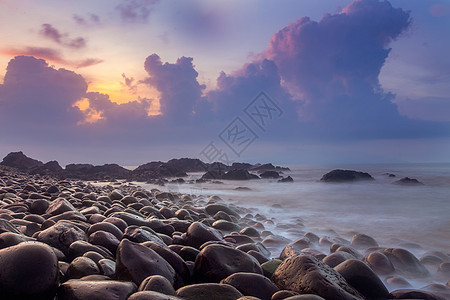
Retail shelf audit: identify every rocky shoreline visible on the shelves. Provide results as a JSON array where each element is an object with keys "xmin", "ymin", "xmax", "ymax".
[{"xmin": 0, "ymin": 163, "xmax": 449, "ymax": 300}]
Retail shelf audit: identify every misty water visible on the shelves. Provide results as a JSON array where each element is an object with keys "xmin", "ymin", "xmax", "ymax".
[{"xmin": 137, "ymin": 163, "xmax": 450, "ymax": 289}]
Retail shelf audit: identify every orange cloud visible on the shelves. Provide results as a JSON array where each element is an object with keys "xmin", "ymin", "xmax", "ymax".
[{"xmin": 0, "ymin": 46, "xmax": 103, "ymax": 69}]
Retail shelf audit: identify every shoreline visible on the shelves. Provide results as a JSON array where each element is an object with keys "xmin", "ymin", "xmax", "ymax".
[{"xmin": 0, "ymin": 168, "xmax": 449, "ymax": 299}]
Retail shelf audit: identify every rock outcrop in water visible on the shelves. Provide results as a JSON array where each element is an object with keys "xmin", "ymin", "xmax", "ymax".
[
  {"xmin": 320, "ymin": 169, "xmax": 374, "ymax": 182},
  {"xmin": 393, "ymin": 177, "xmax": 424, "ymax": 186}
]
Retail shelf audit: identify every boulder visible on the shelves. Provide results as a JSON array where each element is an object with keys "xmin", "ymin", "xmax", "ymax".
[
  {"xmin": 194, "ymin": 244, "xmax": 263, "ymax": 283},
  {"xmin": 389, "ymin": 289, "xmax": 446, "ymax": 300},
  {"xmin": 58, "ymin": 279, "xmax": 137, "ymax": 300},
  {"xmin": 350, "ymin": 234, "xmax": 378, "ymax": 249},
  {"xmin": 176, "ymin": 283, "xmax": 243, "ymax": 300},
  {"xmin": 185, "ymin": 222, "xmax": 222, "ymax": 249},
  {"xmin": 221, "ymin": 272, "xmax": 279, "ymax": 300},
  {"xmin": 393, "ymin": 177, "xmax": 424, "ymax": 186},
  {"xmin": 382, "ymin": 248, "xmax": 429, "ymax": 278},
  {"xmin": 129, "ymin": 291, "xmax": 182, "ymax": 300},
  {"xmin": 138, "ymin": 275, "xmax": 176, "ymax": 295},
  {"xmin": 271, "ymin": 254, "xmax": 363, "ymax": 300},
  {"xmin": 37, "ymin": 221, "xmax": 87, "ymax": 255},
  {"xmin": 334, "ymin": 259, "xmax": 389, "ymax": 300},
  {"xmin": 0, "ymin": 242, "xmax": 59, "ymax": 299},
  {"xmin": 116, "ymin": 239, "xmax": 176, "ymax": 286},
  {"xmin": 320, "ymin": 169, "xmax": 374, "ymax": 182}
]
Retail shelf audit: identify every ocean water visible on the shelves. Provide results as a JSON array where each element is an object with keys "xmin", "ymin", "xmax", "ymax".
[{"xmin": 138, "ymin": 163, "xmax": 450, "ymax": 254}]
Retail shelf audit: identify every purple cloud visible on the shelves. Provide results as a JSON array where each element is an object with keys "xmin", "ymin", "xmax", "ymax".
[
  {"xmin": 73, "ymin": 14, "xmax": 101, "ymax": 27},
  {"xmin": 143, "ymin": 54, "xmax": 207, "ymax": 121},
  {"xmin": 40, "ymin": 24, "xmax": 87, "ymax": 49},
  {"xmin": 116, "ymin": 0, "xmax": 159, "ymax": 24},
  {"xmin": 0, "ymin": 56, "xmax": 86, "ymax": 138},
  {"xmin": 1, "ymin": 47, "xmax": 103, "ymax": 69}
]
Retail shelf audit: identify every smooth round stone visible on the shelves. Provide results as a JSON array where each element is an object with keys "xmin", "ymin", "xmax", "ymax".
[
  {"xmin": 141, "ymin": 241, "xmax": 190, "ymax": 286},
  {"xmin": 213, "ymin": 211, "xmax": 233, "ymax": 222},
  {"xmin": 221, "ymin": 272, "xmax": 279, "ymax": 300},
  {"xmin": 284, "ymin": 295, "xmax": 325, "ymax": 300},
  {"xmin": 88, "ymin": 222, "xmax": 123, "ymax": 240},
  {"xmin": 363, "ymin": 251, "xmax": 395, "ymax": 275},
  {"xmin": 304, "ymin": 232, "xmax": 319, "ymax": 244},
  {"xmin": 322, "ymin": 251, "xmax": 354, "ymax": 268},
  {"xmin": 385, "ymin": 276, "xmax": 412, "ymax": 289},
  {"xmin": 37, "ymin": 221, "xmax": 87, "ymax": 255},
  {"xmin": 89, "ymin": 230, "xmax": 120, "ymax": 255},
  {"xmin": 382, "ymin": 248, "xmax": 429, "ymax": 278},
  {"xmin": 59, "ymin": 279, "xmax": 137, "ymax": 300},
  {"xmin": 176, "ymin": 283, "xmax": 243, "ymax": 300},
  {"xmin": 194, "ymin": 244, "xmax": 263, "ymax": 283},
  {"xmin": 248, "ymin": 250, "xmax": 269, "ymax": 264},
  {"xmin": 185, "ymin": 222, "xmax": 222, "ymax": 249},
  {"xmin": 240, "ymin": 227, "xmax": 260, "ymax": 238},
  {"xmin": 129, "ymin": 291, "xmax": 182, "ymax": 300},
  {"xmin": 0, "ymin": 231, "xmax": 35, "ymax": 249},
  {"xmin": 0, "ymin": 242, "xmax": 59, "ymax": 299},
  {"xmin": 83, "ymin": 251, "xmax": 105, "ymax": 264},
  {"xmin": 66, "ymin": 256, "xmax": 101, "ymax": 279},
  {"xmin": 103, "ymin": 217, "xmax": 128, "ymax": 232},
  {"xmin": 334, "ymin": 259, "xmax": 389, "ymax": 300},
  {"xmin": 116, "ymin": 239, "xmax": 176, "ymax": 286},
  {"xmin": 30, "ymin": 199, "xmax": 50, "ymax": 214},
  {"xmin": 388, "ymin": 288, "xmax": 447, "ymax": 300},
  {"xmin": 271, "ymin": 290, "xmax": 299, "ymax": 300},
  {"xmin": 68, "ymin": 240, "xmax": 114, "ymax": 260},
  {"xmin": 98, "ymin": 258, "xmax": 116, "ymax": 278},
  {"xmin": 138, "ymin": 275, "xmax": 176, "ymax": 295},
  {"xmin": 45, "ymin": 197, "xmax": 76, "ymax": 216},
  {"xmin": 205, "ymin": 204, "xmax": 240, "ymax": 218},
  {"xmin": 212, "ymin": 219, "xmax": 241, "ymax": 231},
  {"xmin": 109, "ymin": 190, "xmax": 124, "ymax": 201},
  {"xmin": 261, "ymin": 259, "xmax": 283, "ymax": 278},
  {"xmin": 272, "ymin": 254, "xmax": 364, "ymax": 300},
  {"xmin": 350, "ymin": 234, "xmax": 378, "ymax": 249}
]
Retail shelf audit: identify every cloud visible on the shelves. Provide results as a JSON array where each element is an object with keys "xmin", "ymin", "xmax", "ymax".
[
  {"xmin": 73, "ymin": 14, "xmax": 101, "ymax": 27},
  {"xmin": 1, "ymin": 47, "xmax": 103, "ymax": 69},
  {"xmin": 40, "ymin": 24, "xmax": 87, "ymax": 49},
  {"xmin": 121, "ymin": 73, "xmax": 137, "ymax": 94},
  {"xmin": 143, "ymin": 53, "xmax": 207, "ymax": 121},
  {"xmin": 116, "ymin": 0, "xmax": 159, "ymax": 24},
  {"xmin": 0, "ymin": 56, "xmax": 86, "ymax": 138},
  {"xmin": 255, "ymin": 0, "xmax": 450, "ymax": 139}
]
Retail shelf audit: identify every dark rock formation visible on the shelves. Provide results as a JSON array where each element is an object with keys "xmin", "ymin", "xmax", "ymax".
[
  {"xmin": 321, "ymin": 169, "xmax": 374, "ymax": 182},
  {"xmin": 393, "ymin": 177, "xmax": 424, "ymax": 186},
  {"xmin": 0, "ymin": 151, "xmax": 43, "ymax": 171}
]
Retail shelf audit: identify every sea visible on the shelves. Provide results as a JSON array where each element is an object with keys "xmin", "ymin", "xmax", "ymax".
[{"xmin": 136, "ymin": 163, "xmax": 450, "ymax": 254}]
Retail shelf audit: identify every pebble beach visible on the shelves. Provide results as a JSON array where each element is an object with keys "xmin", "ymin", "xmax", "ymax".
[{"xmin": 0, "ymin": 165, "xmax": 449, "ymax": 300}]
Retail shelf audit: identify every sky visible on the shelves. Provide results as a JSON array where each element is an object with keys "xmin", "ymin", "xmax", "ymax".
[{"xmin": 0, "ymin": 0, "xmax": 449, "ymax": 166}]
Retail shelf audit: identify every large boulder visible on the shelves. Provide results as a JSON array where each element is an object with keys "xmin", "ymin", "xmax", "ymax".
[
  {"xmin": 334, "ymin": 259, "xmax": 389, "ymax": 300},
  {"xmin": 221, "ymin": 272, "xmax": 279, "ymax": 300},
  {"xmin": 382, "ymin": 248, "xmax": 429, "ymax": 278},
  {"xmin": 320, "ymin": 170, "xmax": 374, "ymax": 182},
  {"xmin": 271, "ymin": 254, "xmax": 363, "ymax": 300},
  {"xmin": 37, "ymin": 221, "xmax": 87, "ymax": 255},
  {"xmin": 194, "ymin": 244, "xmax": 263, "ymax": 283},
  {"xmin": 0, "ymin": 242, "xmax": 59, "ymax": 299},
  {"xmin": 58, "ymin": 279, "xmax": 137, "ymax": 300},
  {"xmin": 185, "ymin": 222, "xmax": 222, "ymax": 249},
  {"xmin": 116, "ymin": 239, "xmax": 176, "ymax": 286}
]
